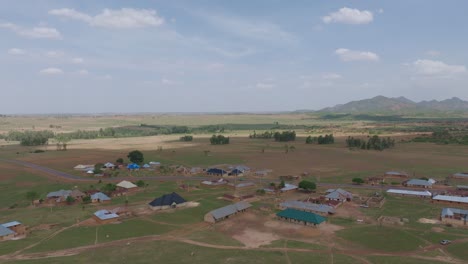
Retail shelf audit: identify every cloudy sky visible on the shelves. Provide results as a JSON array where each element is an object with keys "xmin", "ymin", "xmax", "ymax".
[{"xmin": 1, "ymin": 0, "xmax": 467, "ymax": 113}]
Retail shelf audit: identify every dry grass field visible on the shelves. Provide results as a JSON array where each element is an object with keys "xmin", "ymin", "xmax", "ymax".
[{"xmin": 1, "ymin": 114, "xmax": 468, "ymax": 263}]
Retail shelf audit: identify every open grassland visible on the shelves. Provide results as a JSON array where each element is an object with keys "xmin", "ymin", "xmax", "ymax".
[{"xmin": 3, "ymin": 136, "xmax": 468, "ymax": 183}]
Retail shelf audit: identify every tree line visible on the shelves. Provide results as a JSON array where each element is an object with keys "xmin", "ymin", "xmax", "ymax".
[
  {"xmin": 249, "ymin": 131, "xmax": 273, "ymax": 139},
  {"xmin": 5, "ymin": 130, "xmax": 54, "ymax": 146},
  {"xmin": 274, "ymin": 131, "xmax": 296, "ymax": 142},
  {"xmin": 346, "ymin": 135, "xmax": 395, "ymax": 150},
  {"xmin": 306, "ymin": 134, "xmax": 334, "ymax": 144}
]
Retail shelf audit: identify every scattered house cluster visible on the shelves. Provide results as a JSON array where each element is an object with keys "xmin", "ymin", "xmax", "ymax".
[
  {"xmin": 278, "ymin": 201, "xmax": 335, "ymax": 216},
  {"xmin": 386, "ymin": 189, "xmax": 432, "ymax": 198},
  {"xmin": 204, "ymin": 201, "xmax": 252, "ymax": 223},
  {"xmin": 276, "ymin": 208, "xmax": 327, "ymax": 227},
  {"xmin": 0, "ymin": 221, "xmax": 26, "ymax": 241},
  {"xmin": 403, "ymin": 178, "xmax": 435, "ymax": 189},
  {"xmin": 148, "ymin": 192, "xmax": 187, "ymax": 210},
  {"xmin": 440, "ymin": 208, "xmax": 468, "ymax": 226}
]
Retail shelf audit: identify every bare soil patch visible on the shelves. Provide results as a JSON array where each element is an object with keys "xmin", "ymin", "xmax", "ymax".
[
  {"xmin": 418, "ymin": 218, "xmax": 440, "ymax": 224},
  {"xmin": 232, "ymin": 228, "xmax": 279, "ymax": 248}
]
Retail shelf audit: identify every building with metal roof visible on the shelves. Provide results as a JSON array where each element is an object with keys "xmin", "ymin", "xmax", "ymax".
[
  {"xmin": 325, "ymin": 189, "xmax": 353, "ymax": 202},
  {"xmin": 90, "ymin": 192, "xmax": 111, "ymax": 203},
  {"xmin": 276, "ymin": 208, "xmax": 327, "ymax": 226},
  {"xmin": 1, "ymin": 221, "xmax": 21, "ymax": 228},
  {"xmin": 204, "ymin": 201, "xmax": 252, "ymax": 223},
  {"xmin": 384, "ymin": 171, "xmax": 409, "ymax": 178},
  {"xmin": 404, "ymin": 179, "xmax": 433, "ymax": 188},
  {"xmin": 280, "ymin": 184, "xmax": 298, "ymax": 192},
  {"xmin": 386, "ymin": 189, "xmax": 432, "ymax": 197},
  {"xmin": 93, "ymin": 210, "xmax": 119, "ymax": 224},
  {"xmin": 0, "ymin": 225, "xmax": 15, "ymax": 240},
  {"xmin": 116, "ymin": 180, "xmax": 138, "ymax": 190},
  {"xmin": 47, "ymin": 189, "xmax": 72, "ymax": 198},
  {"xmin": 206, "ymin": 168, "xmax": 228, "ymax": 176},
  {"xmin": 148, "ymin": 192, "xmax": 187, "ymax": 210},
  {"xmin": 452, "ymin": 173, "xmax": 468, "ymax": 179},
  {"xmin": 441, "ymin": 207, "xmax": 468, "ymax": 226},
  {"xmin": 279, "ymin": 201, "xmax": 335, "ymax": 215},
  {"xmin": 433, "ymin": 195, "xmax": 468, "ymax": 205}
]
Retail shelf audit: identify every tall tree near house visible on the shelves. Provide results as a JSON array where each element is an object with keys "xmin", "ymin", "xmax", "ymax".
[
  {"xmin": 26, "ymin": 191, "xmax": 39, "ymax": 205},
  {"xmin": 127, "ymin": 150, "xmax": 144, "ymax": 164}
]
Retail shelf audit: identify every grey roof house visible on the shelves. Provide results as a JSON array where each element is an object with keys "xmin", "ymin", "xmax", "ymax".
[{"xmin": 204, "ymin": 201, "xmax": 252, "ymax": 223}]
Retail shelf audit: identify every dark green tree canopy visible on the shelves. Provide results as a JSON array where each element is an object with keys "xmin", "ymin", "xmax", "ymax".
[
  {"xmin": 127, "ymin": 150, "xmax": 144, "ymax": 164},
  {"xmin": 298, "ymin": 180, "xmax": 316, "ymax": 191}
]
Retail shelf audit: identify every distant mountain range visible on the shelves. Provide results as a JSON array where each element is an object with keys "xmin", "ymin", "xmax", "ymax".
[{"xmin": 315, "ymin": 96, "xmax": 468, "ymax": 115}]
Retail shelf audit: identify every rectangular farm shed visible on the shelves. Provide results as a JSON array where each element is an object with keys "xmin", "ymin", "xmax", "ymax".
[
  {"xmin": 204, "ymin": 201, "xmax": 252, "ymax": 223},
  {"xmin": 276, "ymin": 208, "xmax": 327, "ymax": 226}
]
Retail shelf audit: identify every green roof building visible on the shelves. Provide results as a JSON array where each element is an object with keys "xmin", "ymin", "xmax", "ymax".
[{"xmin": 276, "ymin": 208, "xmax": 327, "ymax": 226}]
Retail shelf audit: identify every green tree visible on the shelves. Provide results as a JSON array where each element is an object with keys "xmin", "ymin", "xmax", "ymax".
[
  {"xmin": 94, "ymin": 163, "xmax": 104, "ymax": 174},
  {"xmin": 298, "ymin": 180, "xmax": 316, "ymax": 191},
  {"xmin": 352, "ymin": 178, "xmax": 365, "ymax": 185},
  {"xmin": 82, "ymin": 196, "xmax": 91, "ymax": 204},
  {"xmin": 127, "ymin": 150, "xmax": 144, "ymax": 164},
  {"xmin": 136, "ymin": 180, "xmax": 145, "ymax": 188},
  {"xmin": 26, "ymin": 191, "xmax": 39, "ymax": 205},
  {"xmin": 66, "ymin": 196, "xmax": 75, "ymax": 204},
  {"xmin": 116, "ymin": 158, "xmax": 124, "ymax": 164},
  {"xmin": 279, "ymin": 180, "xmax": 286, "ymax": 189}
]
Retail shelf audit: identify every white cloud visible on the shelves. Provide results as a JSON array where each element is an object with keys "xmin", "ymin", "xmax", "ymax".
[
  {"xmin": 0, "ymin": 22, "xmax": 61, "ymax": 39},
  {"xmin": 378, "ymin": 8, "xmax": 384, "ymax": 14},
  {"xmin": 76, "ymin": 69, "xmax": 89, "ymax": 75},
  {"xmin": 49, "ymin": 8, "xmax": 164, "ymax": 29},
  {"xmin": 161, "ymin": 78, "xmax": 176, "ymax": 85},
  {"xmin": 8, "ymin": 48, "xmax": 26, "ymax": 55},
  {"xmin": 71, "ymin": 57, "xmax": 84, "ymax": 64},
  {"xmin": 255, "ymin": 82, "xmax": 274, "ymax": 91},
  {"xmin": 39, "ymin": 67, "xmax": 64, "ymax": 75},
  {"xmin": 426, "ymin": 50, "xmax": 441, "ymax": 57},
  {"xmin": 322, "ymin": 73, "xmax": 342, "ymax": 80},
  {"xmin": 335, "ymin": 48, "xmax": 379, "ymax": 62},
  {"xmin": 45, "ymin": 50, "xmax": 65, "ymax": 58},
  {"xmin": 411, "ymin": 59, "xmax": 466, "ymax": 77},
  {"xmin": 323, "ymin": 7, "xmax": 373, "ymax": 25},
  {"xmin": 195, "ymin": 12, "xmax": 295, "ymax": 43}
]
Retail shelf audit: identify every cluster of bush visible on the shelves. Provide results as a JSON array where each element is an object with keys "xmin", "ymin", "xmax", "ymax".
[
  {"xmin": 412, "ymin": 130, "xmax": 468, "ymax": 145},
  {"xmin": 273, "ymin": 131, "xmax": 296, "ymax": 142},
  {"xmin": 346, "ymin": 135, "xmax": 395, "ymax": 150},
  {"xmin": 179, "ymin": 135, "xmax": 193, "ymax": 142},
  {"xmin": 305, "ymin": 134, "xmax": 334, "ymax": 144},
  {"xmin": 210, "ymin": 135, "xmax": 230, "ymax": 145},
  {"xmin": 249, "ymin": 131, "xmax": 274, "ymax": 139}
]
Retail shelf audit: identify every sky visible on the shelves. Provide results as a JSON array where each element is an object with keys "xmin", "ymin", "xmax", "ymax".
[{"xmin": 1, "ymin": 0, "xmax": 468, "ymax": 114}]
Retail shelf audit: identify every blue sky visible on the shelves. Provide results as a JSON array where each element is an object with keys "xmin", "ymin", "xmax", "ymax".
[{"xmin": 1, "ymin": 0, "xmax": 467, "ymax": 113}]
